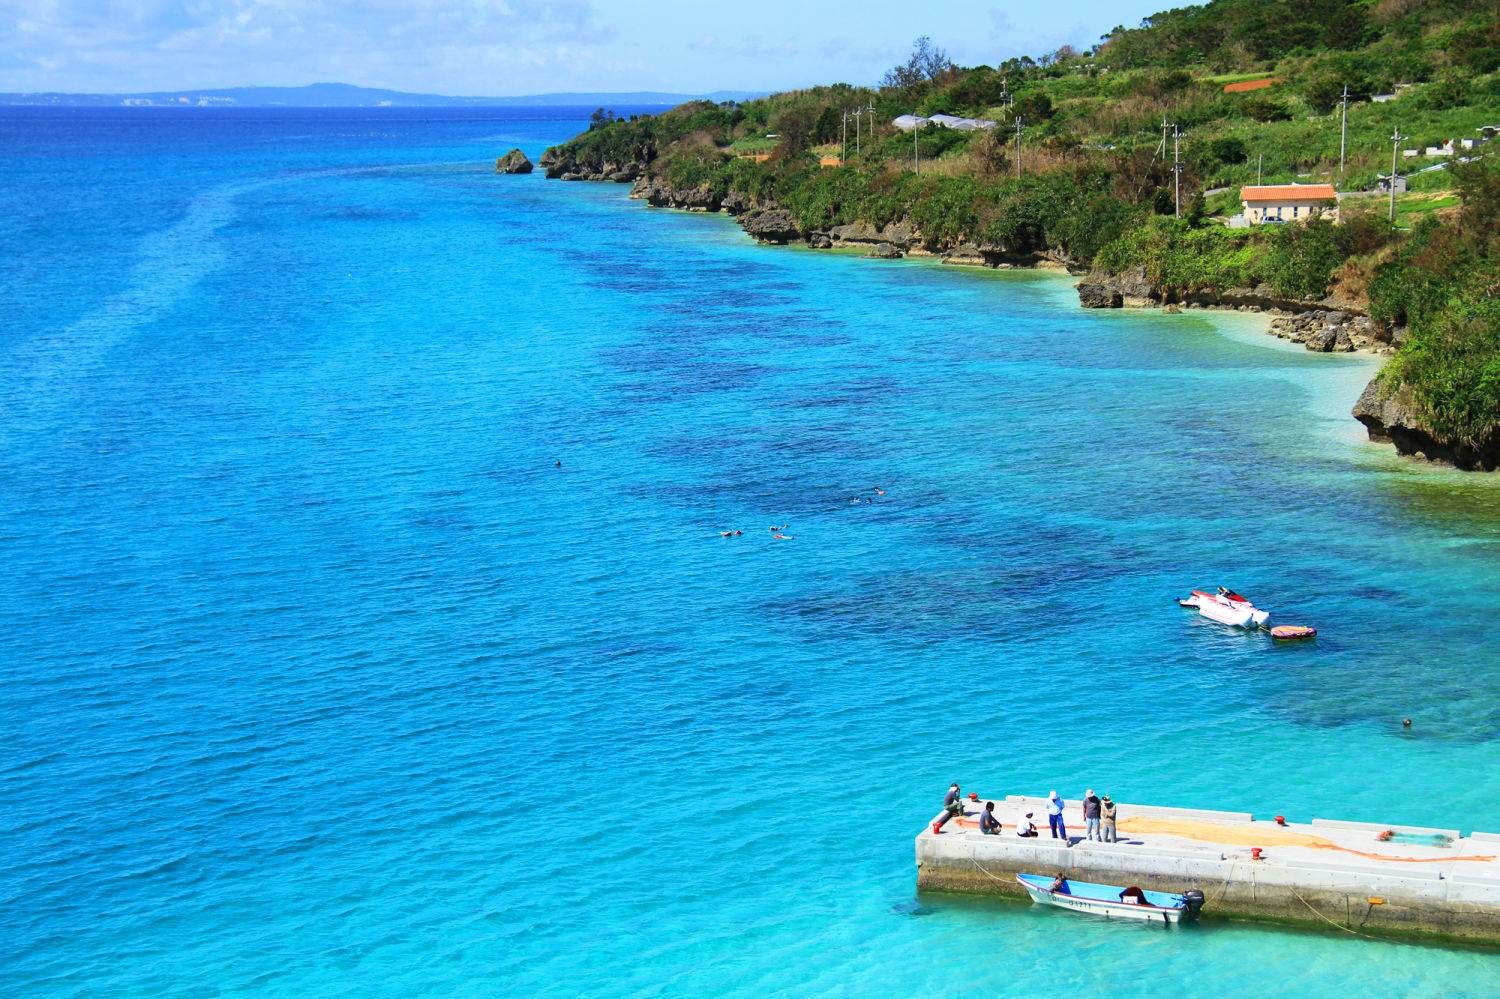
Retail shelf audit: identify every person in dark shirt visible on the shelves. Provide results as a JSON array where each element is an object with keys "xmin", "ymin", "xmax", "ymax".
[
  {"xmin": 979, "ymin": 801, "xmax": 1001, "ymax": 835},
  {"xmin": 1083, "ymin": 789, "xmax": 1102, "ymax": 841},
  {"xmin": 931, "ymin": 783, "xmax": 964, "ymax": 833}
]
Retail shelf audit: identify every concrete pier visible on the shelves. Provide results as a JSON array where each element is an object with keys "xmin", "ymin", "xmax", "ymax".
[{"xmin": 916, "ymin": 793, "xmax": 1500, "ymax": 946}]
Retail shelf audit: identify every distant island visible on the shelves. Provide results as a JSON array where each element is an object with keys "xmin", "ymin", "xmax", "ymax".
[
  {"xmin": 0, "ymin": 82, "xmax": 765, "ymax": 108},
  {"xmin": 540, "ymin": 0, "xmax": 1500, "ymax": 471}
]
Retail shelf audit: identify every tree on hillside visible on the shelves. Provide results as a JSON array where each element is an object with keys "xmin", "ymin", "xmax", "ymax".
[{"xmin": 883, "ymin": 37, "xmax": 956, "ymax": 89}]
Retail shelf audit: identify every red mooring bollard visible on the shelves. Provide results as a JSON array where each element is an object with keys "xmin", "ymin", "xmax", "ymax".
[
  {"xmin": 1251, "ymin": 847, "xmax": 1263, "ymax": 860},
  {"xmin": 1275, "ymin": 815, "xmax": 1286, "ymax": 826}
]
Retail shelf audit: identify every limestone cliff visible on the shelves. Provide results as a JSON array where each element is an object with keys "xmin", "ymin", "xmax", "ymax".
[{"xmin": 1352, "ymin": 378, "xmax": 1500, "ymax": 471}]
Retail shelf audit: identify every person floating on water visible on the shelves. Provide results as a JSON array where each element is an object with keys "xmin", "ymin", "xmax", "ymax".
[
  {"xmin": 931, "ymin": 783, "xmax": 964, "ymax": 833},
  {"xmin": 772, "ymin": 533, "xmax": 794, "ymax": 540},
  {"xmin": 979, "ymin": 801, "xmax": 1001, "ymax": 835},
  {"xmin": 1047, "ymin": 790, "xmax": 1068, "ymax": 840}
]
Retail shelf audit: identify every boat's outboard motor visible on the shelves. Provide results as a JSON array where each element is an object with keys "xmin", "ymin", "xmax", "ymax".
[{"xmin": 1183, "ymin": 889, "xmax": 1206, "ymax": 917}]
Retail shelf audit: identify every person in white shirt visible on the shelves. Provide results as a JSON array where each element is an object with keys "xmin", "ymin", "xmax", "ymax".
[{"xmin": 1016, "ymin": 812, "xmax": 1038, "ymax": 837}]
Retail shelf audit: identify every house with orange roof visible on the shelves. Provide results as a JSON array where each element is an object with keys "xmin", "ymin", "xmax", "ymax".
[{"xmin": 1239, "ymin": 183, "xmax": 1339, "ymax": 225}]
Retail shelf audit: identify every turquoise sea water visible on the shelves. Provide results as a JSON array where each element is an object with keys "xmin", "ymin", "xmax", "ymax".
[{"xmin": 4, "ymin": 107, "xmax": 1500, "ymax": 997}]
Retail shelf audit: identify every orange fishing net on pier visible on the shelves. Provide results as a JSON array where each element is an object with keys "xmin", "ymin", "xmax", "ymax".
[{"xmin": 1117, "ymin": 817, "xmax": 1495, "ymax": 864}]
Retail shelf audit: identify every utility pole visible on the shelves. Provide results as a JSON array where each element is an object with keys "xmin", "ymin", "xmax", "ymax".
[
  {"xmin": 914, "ymin": 120, "xmax": 920, "ymax": 175},
  {"xmin": 1390, "ymin": 127, "xmax": 1403, "ymax": 223},
  {"xmin": 842, "ymin": 111, "xmax": 849, "ymax": 161},
  {"xmin": 1014, "ymin": 115, "xmax": 1023, "ymax": 179},
  {"xmin": 1339, "ymin": 84, "xmax": 1350, "ymax": 176},
  {"xmin": 852, "ymin": 108, "xmax": 861, "ymax": 155},
  {"xmin": 1173, "ymin": 124, "xmax": 1182, "ymax": 218},
  {"xmin": 1257, "ymin": 153, "xmax": 1263, "ymax": 185}
]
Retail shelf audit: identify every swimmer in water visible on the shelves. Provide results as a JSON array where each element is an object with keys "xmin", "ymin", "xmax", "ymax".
[
  {"xmin": 769, "ymin": 525, "xmax": 786, "ymax": 532},
  {"xmin": 772, "ymin": 533, "xmax": 794, "ymax": 540},
  {"xmin": 875, "ymin": 488, "xmax": 885, "ymax": 495}
]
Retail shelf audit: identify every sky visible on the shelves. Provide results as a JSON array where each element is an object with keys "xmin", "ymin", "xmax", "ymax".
[{"xmin": 0, "ymin": 0, "xmax": 1169, "ymax": 96}]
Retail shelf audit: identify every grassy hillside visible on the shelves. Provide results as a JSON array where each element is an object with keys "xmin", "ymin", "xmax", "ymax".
[{"xmin": 546, "ymin": 0, "xmax": 1500, "ymax": 449}]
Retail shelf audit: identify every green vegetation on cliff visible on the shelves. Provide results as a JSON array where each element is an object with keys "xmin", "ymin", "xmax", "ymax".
[
  {"xmin": 547, "ymin": 0, "xmax": 1500, "ymax": 451},
  {"xmin": 1375, "ymin": 155, "xmax": 1500, "ymax": 447}
]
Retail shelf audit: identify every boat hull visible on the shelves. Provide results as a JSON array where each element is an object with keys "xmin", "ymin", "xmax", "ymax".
[
  {"xmin": 1017, "ymin": 874, "xmax": 1190, "ymax": 925},
  {"xmin": 1182, "ymin": 589, "xmax": 1270, "ymax": 628}
]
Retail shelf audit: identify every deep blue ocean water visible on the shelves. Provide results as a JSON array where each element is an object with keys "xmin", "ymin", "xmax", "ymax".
[{"xmin": 3, "ymin": 106, "xmax": 1500, "ymax": 997}]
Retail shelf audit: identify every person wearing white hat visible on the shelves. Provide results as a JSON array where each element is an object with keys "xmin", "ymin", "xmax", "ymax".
[
  {"xmin": 1047, "ymin": 790, "xmax": 1067, "ymax": 840},
  {"xmin": 1083, "ymin": 789, "xmax": 1102, "ymax": 841}
]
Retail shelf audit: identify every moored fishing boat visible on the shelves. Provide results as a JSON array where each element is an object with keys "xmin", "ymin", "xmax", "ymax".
[{"xmin": 1016, "ymin": 873, "xmax": 1205, "ymax": 924}]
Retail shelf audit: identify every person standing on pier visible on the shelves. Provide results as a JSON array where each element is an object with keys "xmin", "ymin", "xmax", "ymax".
[
  {"xmin": 1047, "ymin": 790, "xmax": 1068, "ymax": 840},
  {"xmin": 1083, "ymin": 789, "xmax": 1102, "ymax": 841},
  {"xmin": 1101, "ymin": 794, "xmax": 1118, "ymax": 842}
]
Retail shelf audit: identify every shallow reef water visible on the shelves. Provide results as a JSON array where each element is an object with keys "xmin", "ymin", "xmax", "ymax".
[{"xmin": 2, "ymin": 107, "xmax": 1499, "ymax": 997}]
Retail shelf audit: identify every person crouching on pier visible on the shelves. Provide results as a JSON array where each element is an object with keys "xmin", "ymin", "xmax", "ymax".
[
  {"xmin": 979, "ymin": 801, "xmax": 1001, "ymax": 835},
  {"xmin": 1016, "ymin": 812, "xmax": 1038, "ymax": 837},
  {"xmin": 931, "ymin": 783, "xmax": 964, "ymax": 833},
  {"xmin": 1047, "ymin": 790, "xmax": 1068, "ymax": 840}
]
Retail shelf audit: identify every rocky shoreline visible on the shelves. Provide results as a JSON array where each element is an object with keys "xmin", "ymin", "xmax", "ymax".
[{"xmin": 532, "ymin": 151, "xmax": 1485, "ymax": 472}]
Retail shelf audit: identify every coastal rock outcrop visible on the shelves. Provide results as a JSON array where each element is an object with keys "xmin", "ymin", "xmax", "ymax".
[
  {"xmin": 1076, "ymin": 279, "xmax": 1124, "ymax": 308},
  {"xmin": 740, "ymin": 207, "xmax": 802, "ymax": 244},
  {"xmin": 1075, "ymin": 270, "xmax": 1386, "ymax": 320},
  {"xmin": 1075, "ymin": 267, "xmax": 1159, "ymax": 308},
  {"xmin": 867, "ymin": 241, "xmax": 903, "ymax": 259},
  {"xmin": 1269, "ymin": 311, "xmax": 1394, "ymax": 354},
  {"xmin": 495, "ymin": 149, "xmax": 534, "ymax": 174},
  {"xmin": 828, "ymin": 220, "xmax": 916, "ymax": 251},
  {"xmin": 538, "ymin": 146, "xmax": 649, "ymax": 182},
  {"xmin": 721, "ymin": 190, "xmax": 756, "ymax": 215},
  {"xmin": 1352, "ymin": 377, "xmax": 1500, "ymax": 471},
  {"xmin": 629, "ymin": 175, "xmax": 722, "ymax": 211}
]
